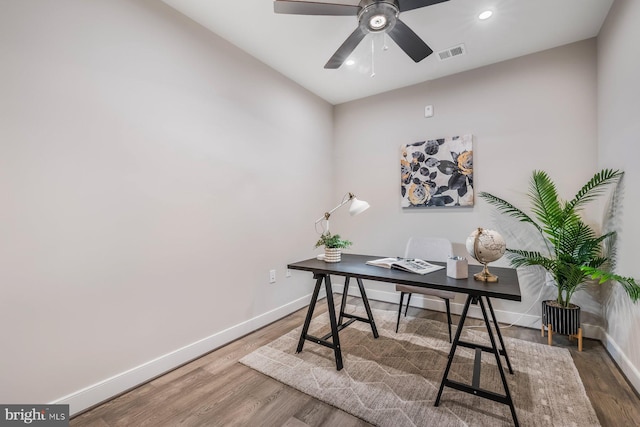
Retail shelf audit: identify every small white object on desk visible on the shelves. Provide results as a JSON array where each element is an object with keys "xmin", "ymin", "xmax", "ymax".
[{"xmin": 447, "ymin": 256, "xmax": 468, "ymax": 279}]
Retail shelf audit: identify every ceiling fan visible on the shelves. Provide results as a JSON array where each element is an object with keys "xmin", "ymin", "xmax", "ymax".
[{"xmin": 274, "ymin": 0, "xmax": 449, "ymax": 69}]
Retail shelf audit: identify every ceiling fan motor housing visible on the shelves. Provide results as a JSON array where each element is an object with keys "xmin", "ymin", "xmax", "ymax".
[{"xmin": 358, "ymin": 0, "xmax": 399, "ymax": 33}]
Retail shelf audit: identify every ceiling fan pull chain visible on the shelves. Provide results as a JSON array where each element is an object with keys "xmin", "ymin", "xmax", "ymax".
[
  {"xmin": 383, "ymin": 33, "xmax": 389, "ymax": 51},
  {"xmin": 371, "ymin": 38, "xmax": 376, "ymax": 77}
]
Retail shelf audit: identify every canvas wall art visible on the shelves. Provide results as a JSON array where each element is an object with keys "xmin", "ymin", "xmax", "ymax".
[{"xmin": 401, "ymin": 134, "xmax": 473, "ymax": 207}]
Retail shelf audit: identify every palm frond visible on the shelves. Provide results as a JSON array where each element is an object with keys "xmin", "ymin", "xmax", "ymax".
[
  {"xmin": 479, "ymin": 192, "xmax": 543, "ymax": 235},
  {"xmin": 581, "ymin": 266, "xmax": 640, "ymax": 302},
  {"xmin": 556, "ymin": 262, "xmax": 587, "ymax": 306},
  {"xmin": 565, "ymin": 169, "xmax": 623, "ymax": 213},
  {"xmin": 483, "ymin": 169, "xmax": 637, "ymax": 306},
  {"xmin": 575, "ymin": 232, "xmax": 614, "ymax": 265},
  {"xmin": 585, "ymin": 257, "xmax": 608, "ymax": 269},
  {"xmin": 555, "ymin": 220, "xmax": 607, "ymax": 264},
  {"xmin": 529, "ymin": 170, "xmax": 564, "ymax": 232},
  {"xmin": 553, "ymin": 219, "xmax": 587, "ymax": 258},
  {"xmin": 505, "ymin": 249, "xmax": 555, "ymax": 271},
  {"xmin": 556, "ymin": 261, "xmax": 588, "ymax": 289}
]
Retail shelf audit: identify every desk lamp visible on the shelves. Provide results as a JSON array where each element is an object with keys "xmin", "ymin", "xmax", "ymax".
[{"xmin": 315, "ymin": 192, "xmax": 370, "ymax": 234}]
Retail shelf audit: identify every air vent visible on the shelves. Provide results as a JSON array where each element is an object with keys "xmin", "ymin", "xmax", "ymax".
[{"xmin": 437, "ymin": 44, "xmax": 466, "ymax": 61}]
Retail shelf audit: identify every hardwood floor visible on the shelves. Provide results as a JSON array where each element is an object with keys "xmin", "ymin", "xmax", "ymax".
[{"xmin": 71, "ymin": 296, "xmax": 640, "ymax": 427}]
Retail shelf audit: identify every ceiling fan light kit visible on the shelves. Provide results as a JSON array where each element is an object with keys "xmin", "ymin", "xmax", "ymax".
[
  {"xmin": 358, "ymin": 1, "xmax": 399, "ymax": 33},
  {"xmin": 274, "ymin": 0, "xmax": 449, "ymax": 69}
]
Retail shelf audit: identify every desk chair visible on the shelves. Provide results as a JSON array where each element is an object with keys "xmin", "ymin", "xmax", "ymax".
[{"xmin": 395, "ymin": 237, "xmax": 455, "ymax": 342}]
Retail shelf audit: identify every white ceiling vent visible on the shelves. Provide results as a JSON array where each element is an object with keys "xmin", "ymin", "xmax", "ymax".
[{"xmin": 437, "ymin": 44, "xmax": 466, "ymax": 61}]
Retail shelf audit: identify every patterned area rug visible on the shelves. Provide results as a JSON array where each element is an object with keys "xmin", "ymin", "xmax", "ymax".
[{"xmin": 240, "ymin": 305, "xmax": 600, "ymax": 427}]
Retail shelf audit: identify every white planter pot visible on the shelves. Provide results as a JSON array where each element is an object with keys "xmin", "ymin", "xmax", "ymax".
[{"xmin": 324, "ymin": 247, "xmax": 342, "ymax": 263}]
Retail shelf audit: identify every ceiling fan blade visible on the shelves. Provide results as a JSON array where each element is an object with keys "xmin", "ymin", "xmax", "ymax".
[
  {"xmin": 397, "ymin": 0, "xmax": 449, "ymax": 13},
  {"xmin": 274, "ymin": 1, "xmax": 358, "ymax": 16},
  {"xmin": 388, "ymin": 19, "xmax": 433, "ymax": 63},
  {"xmin": 324, "ymin": 27, "xmax": 367, "ymax": 69}
]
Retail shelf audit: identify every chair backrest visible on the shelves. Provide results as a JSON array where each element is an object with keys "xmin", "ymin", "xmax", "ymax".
[{"xmin": 404, "ymin": 237, "xmax": 453, "ymax": 263}]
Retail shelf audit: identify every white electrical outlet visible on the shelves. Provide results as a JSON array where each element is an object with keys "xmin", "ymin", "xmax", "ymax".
[
  {"xmin": 286, "ymin": 269, "xmax": 292, "ymax": 278},
  {"xmin": 269, "ymin": 269, "xmax": 276, "ymax": 283}
]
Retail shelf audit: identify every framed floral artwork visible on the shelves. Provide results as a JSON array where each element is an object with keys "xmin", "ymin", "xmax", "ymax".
[{"xmin": 401, "ymin": 134, "xmax": 473, "ymax": 207}]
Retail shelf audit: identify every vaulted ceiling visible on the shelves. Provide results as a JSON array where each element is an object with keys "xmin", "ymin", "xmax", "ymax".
[{"xmin": 162, "ymin": 0, "xmax": 613, "ymax": 104}]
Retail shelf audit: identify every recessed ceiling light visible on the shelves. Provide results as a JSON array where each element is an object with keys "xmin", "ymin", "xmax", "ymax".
[
  {"xmin": 478, "ymin": 10, "xmax": 493, "ymax": 20},
  {"xmin": 345, "ymin": 59, "xmax": 356, "ymax": 66}
]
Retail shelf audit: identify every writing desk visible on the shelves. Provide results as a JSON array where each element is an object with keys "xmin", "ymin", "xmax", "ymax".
[{"xmin": 288, "ymin": 253, "xmax": 522, "ymax": 426}]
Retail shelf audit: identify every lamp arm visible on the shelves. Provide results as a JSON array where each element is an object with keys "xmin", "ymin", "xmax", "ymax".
[{"xmin": 314, "ymin": 193, "xmax": 355, "ymax": 225}]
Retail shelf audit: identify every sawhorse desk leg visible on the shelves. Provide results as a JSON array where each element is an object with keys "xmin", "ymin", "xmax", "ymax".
[
  {"xmin": 435, "ymin": 294, "xmax": 519, "ymax": 426},
  {"xmin": 296, "ymin": 274, "xmax": 379, "ymax": 371},
  {"xmin": 338, "ymin": 277, "xmax": 379, "ymax": 338},
  {"xmin": 296, "ymin": 273, "xmax": 343, "ymax": 370}
]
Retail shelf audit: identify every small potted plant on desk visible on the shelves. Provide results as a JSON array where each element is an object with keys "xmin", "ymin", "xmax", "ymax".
[
  {"xmin": 480, "ymin": 169, "xmax": 640, "ymax": 351},
  {"xmin": 315, "ymin": 232, "xmax": 352, "ymax": 263}
]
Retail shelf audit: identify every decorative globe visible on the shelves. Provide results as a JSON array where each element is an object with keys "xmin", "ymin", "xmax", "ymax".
[{"xmin": 465, "ymin": 227, "xmax": 506, "ymax": 282}]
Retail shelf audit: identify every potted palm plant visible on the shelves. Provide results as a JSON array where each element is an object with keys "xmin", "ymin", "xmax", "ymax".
[
  {"xmin": 480, "ymin": 169, "xmax": 640, "ymax": 348},
  {"xmin": 315, "ymin": 233, "xmax": 352, "ymax": 263}
]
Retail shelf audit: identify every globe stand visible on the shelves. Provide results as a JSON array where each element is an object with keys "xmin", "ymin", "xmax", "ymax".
[
  {"xmin": 467, "ymin": 227, "xmax": 505, "ymax": 283},
  {"xmin": 474, "ymin": 263, "xmax": 499, "ymax": 282}
]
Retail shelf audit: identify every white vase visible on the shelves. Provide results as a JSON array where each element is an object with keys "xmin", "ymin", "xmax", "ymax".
[{"xmin": 324, "ymin": 247, "xmax": 342, "ymax": 263}]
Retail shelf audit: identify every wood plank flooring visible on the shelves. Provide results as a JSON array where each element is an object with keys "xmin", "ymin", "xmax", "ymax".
[{"xmin": 71, "ymin": 297, "xmax": 640, "ymax": 427}]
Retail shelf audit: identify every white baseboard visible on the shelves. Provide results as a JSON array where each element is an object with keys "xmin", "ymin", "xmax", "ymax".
[
  {"xmin": 57, "ymin": 284, "xmax": 639, "ymax": 417},
  {"xmin": 333, "ymin": 283, "xmax": 603, "ymax": 339},
  {"xmin": 55, "ymin": 293, "xmax": 315, "ymax": 416},
  {"xmin": 601, "ymin": 329, "xmax": 640, "ymax": 394},
  {"xmin": 335, "ymin": 283, "xmax": 541, "ymax": 328}
]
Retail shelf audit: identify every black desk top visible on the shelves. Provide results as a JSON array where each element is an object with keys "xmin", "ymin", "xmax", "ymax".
[{"xmin": 288, "ymin": 253, "xmax": 521, "ymax": 302}]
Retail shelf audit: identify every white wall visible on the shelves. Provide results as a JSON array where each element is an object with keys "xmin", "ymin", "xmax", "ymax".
[
  {"xmin": 3, "ymin": 0, "xmax": 637, "ymax": 413},
  {"xmin": 333, "ymin": 40, "xmax": 601, "ymax": 329},
  {"xmin": 0, "ymin": 0, "xmax": 333, "ymax": 412},
  {"xmin": 597, "ymin": 0, "xmax": 640, "ymax": 393}
]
